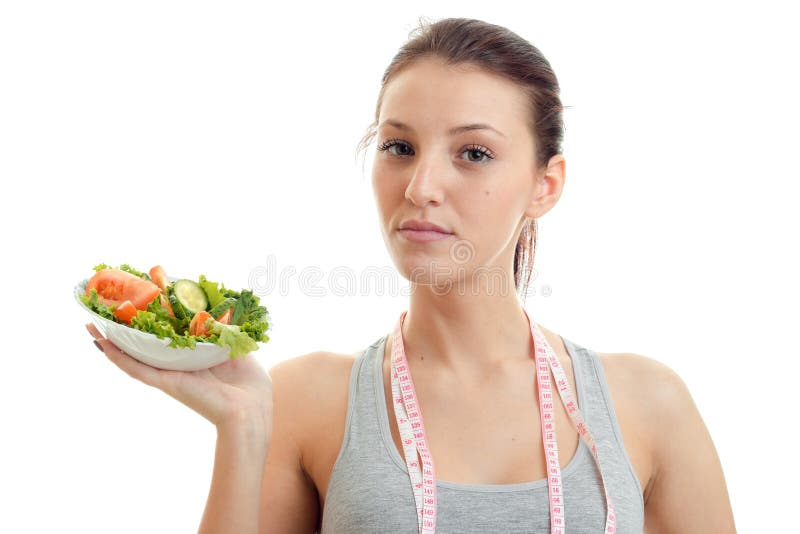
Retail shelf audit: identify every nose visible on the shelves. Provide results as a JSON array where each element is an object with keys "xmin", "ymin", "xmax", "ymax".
[{"xmin": 404, "ymin": 155, "xmax": 447, "ymax": 207}]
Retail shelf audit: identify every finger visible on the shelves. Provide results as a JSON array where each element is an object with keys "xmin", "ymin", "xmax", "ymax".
[
  {"xmin": 85, "ymin": 322, "xmax": 104, "ymax": 341},
  {"xmin": 94, "ymin": 337, "xmax": 165, "ymax": 390}
]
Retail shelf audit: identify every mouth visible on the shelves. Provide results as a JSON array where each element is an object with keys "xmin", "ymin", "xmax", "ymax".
[
  {"xmin": 397, "ymin": 218, "xmax": 454, "ymax": 243},
  {"xmin": 397, "ymin": 228, "xmax": 454, "ymax": 243}
]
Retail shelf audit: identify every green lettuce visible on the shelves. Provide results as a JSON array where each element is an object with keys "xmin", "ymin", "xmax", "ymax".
[
  {"xmin": 131, "ymin": 308, "xmax": 199, "ymax": 349},
  {"xmin": 198, "ymin": 275, "xmax": 227, "ymax": 308},
  {"xmin": 80, "ymin": 288, "xmax": 116, "ymax": 321},
  {"xmin": 231, "ymin": 289, "xmax": 271, "ymax": 342},
  {"xmin": 92, "ymin": 262, "xmax": 150, "ymax": 280},
  {"xmin": 206, "ymin": 318, "xmax": 259, "ymax": 359},
  {"xmin": 119, "ymin": 264, "xmax": 151, "ymax": 280},
  {"xmin": 125, "ymin": 295, "xmax": 204, "ymax": 349}
]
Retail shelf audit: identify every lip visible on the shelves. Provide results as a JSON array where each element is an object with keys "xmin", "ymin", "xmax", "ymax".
[
  {"xmin": 397, "ymin": 219, "xmax": 454, "ymax": 243},
  {"xmin": 398, "ymin": 229, "xmax": 454, "ymax": 243},
  {"xmin": 398, "ymin": 219, "xmax": 452, "ymax": 234}
]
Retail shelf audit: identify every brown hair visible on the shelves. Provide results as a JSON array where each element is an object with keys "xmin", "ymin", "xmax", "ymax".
[{"xmin": 356, "ymin": 16, "xmax": 565, "ymax": 301}]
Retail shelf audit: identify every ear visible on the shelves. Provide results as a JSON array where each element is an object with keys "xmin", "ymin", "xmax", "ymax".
[{"xmin": 524, "ymin": 154, "xmax": 566, "ymax": 219}]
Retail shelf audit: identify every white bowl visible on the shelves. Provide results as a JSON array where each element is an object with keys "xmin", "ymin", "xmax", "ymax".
[{"xmin": 75, "ymin": 278, "xmax": 255, "ymax": 371}]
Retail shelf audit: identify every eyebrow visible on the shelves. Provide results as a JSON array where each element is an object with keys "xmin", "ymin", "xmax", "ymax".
[{"xmin": 378, "ymin": 118, "xmax": 507, "ymax": 138}]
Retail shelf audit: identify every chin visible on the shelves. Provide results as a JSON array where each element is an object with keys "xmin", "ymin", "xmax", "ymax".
[{"xmin": 395, "ymin": 257, "xmax": 463, "ymax": 288}]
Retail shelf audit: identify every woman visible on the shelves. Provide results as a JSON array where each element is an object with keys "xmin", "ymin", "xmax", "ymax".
[{"xmin": 86, "ymin": 17, "xmax": 736, "ymax": 533}]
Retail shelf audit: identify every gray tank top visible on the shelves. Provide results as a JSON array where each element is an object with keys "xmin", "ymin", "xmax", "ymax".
[{"xmin": 320, "ymin": 333, "xmax": 644, "ymax": 533}]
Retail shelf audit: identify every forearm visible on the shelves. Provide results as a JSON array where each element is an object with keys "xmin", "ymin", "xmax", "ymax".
[{"xmin": 198, "ymin": 415, "xmax": 270, "ymax": 534}]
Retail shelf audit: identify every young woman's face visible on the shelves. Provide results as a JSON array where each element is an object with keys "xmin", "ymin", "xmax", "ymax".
[{"xmin": 372, "ymin": 57, "xmax": 554, "ymax": 291}]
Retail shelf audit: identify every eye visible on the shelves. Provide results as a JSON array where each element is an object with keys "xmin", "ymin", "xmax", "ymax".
[
  {"xmin": 460, "ymin": 144, "xmax": 495, "ymax": 163},
  {"xmin": 376, "ymin": 138, "xmax": 414, "ymax": 157},
  {"xmin": 376, "ymin": 139, "xmax": 495, "ymax": 163}
]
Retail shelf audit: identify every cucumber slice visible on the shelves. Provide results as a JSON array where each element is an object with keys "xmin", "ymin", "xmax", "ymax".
[
  {"xmin": 209, "ymin": 297, "xmax": 236, "ymax": 319},
  {"xmin": 173, "ymin": 279, "xmax": 208, "ymax": 315},
  {"xmin": 167, "ymin": 286, "xmax": 189, "ymax": 321}
]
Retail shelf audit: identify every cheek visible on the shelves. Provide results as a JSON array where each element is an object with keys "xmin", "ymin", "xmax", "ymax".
[
  {"xmin": 467, "ymin": 186, "xmax": 524, "ymax": 240},
  {"xmin": 372, "ymin": 173, "xmax": 404, "ymax": 221},
  {"xmin": 467, "ymin": 186, "xmax": 517, "ymax": 219}
]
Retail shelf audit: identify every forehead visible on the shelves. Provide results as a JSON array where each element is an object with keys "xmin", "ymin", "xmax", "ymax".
[{"xmin": 379, "ymin": 57, "xmax": 528, "ymax": 139}]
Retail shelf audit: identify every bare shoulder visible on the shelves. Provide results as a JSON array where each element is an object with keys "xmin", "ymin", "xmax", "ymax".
[
  {"xmin": 260, "ymin": 351, "xmax": 359, "ymax": 532},
  {"xmin": 267, "ymin": 350, "xmax": 359, "ymax": 468},
  {"xmin": 599, "ymin": 352, "xmax": 709, "ymax": 446},
  {"xmin": 597, "ymin": 352, "xmax": 736, "ymax": 531},
  {"xmin": 597, "ymin": 351, "xmax": 689, "ymax": 406},
  {"xmin": 596, "ymin": 351, "xmax": 696, "ymax": 443},
  {"xmin": 595, "ymin": 352, "xmax": 692, "ymax": 495},
  {"xmin": 268, "ymin": 349, "xmax": 358, "ymax": 387}
]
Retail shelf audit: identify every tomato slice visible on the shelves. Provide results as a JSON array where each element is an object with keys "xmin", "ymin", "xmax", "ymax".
[
  {"xmin": 216, "ymin": 308, "xmax": 233, "ymax": 325},
  {"xmin": 189, "ymin": 311, "xmax": 213, "ymax": 337},
  {"xmin": 149, "ymin": 265, "xmax": 170, "ymax": 292},
  {"xmin": 86, "ymin": 269, "xmax": 161, "ymax": 311},
  {"xmin": 113, "ymin": 300, "xmax": 138, "ymax": 324}
]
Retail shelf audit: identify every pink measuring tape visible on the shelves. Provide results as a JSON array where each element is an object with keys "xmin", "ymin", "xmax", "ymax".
[{"xmin": 390, "ymin": 309, "xmax": 617, "ymax": 533}]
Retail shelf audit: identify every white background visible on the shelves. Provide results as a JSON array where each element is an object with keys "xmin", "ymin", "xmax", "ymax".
[{"xmin": 1, "ymin": 1, "xmax": 797, "ymax": 532}]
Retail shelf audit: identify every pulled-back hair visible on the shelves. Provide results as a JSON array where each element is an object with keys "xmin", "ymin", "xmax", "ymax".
[{"xmin": 356, "ymin": 16, "xmax": 565, "ymax": 301}]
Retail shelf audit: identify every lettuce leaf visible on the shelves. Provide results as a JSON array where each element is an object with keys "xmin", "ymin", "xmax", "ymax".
[
  {"xmin": 131, "ymin": 310, "xmax": 200, "ymax": 349},
  {"xmin": 207, "ymin": 319, "xmax": 259, "ymax": 359},
  {"xmin": 231, "ymin": 289, "xmax": 271, "ymax": 342},
  {"xmin": 119, "ymin": 264, "xmax": 151, "ymax": 280},
  {"xmin": 81, "ymin": 288, "xmax": 116, "ymax": 321},
  {"xmin": 92, "ymin": 262, "xmax": 150, "ymax": 280},
  {"xmin": 198, "ymin": 275, "xmax": 227, "ymax": 308}
]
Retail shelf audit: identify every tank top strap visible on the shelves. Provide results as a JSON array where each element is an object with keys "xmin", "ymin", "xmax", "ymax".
[
  {"xmin": 329, "ymin": 335, "xmax": 389, "ymax": 472},
  {"xmin": 561, "ymin": 335, "xmax": 646, "ymax": 517}
]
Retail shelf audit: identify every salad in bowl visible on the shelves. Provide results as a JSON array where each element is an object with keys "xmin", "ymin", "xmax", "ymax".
[{"xmin": 76, "ymin": 263, "xmax": 271, "ymax": 371}]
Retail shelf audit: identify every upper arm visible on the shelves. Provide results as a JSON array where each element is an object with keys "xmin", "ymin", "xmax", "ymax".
[
  {"xmin": 259, "ymin": 353, "xmax": 323, "ymax": 534},
  {"xmin": 638, "ymin": 356, "xmax": 737, "ymax": 533}
]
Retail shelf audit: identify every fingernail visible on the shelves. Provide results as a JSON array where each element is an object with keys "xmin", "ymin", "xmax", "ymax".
[{"xmin": 93, "ymin": 340, "xmax": 104, "ymax": 352}]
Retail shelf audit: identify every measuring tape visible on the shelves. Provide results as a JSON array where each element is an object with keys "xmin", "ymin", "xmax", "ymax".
[{"xmin": 390, "ymin": 309, "xmax": 617, "ymax": 533}]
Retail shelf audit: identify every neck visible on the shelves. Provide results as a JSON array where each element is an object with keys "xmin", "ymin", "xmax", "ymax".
[{"xmin": 400, "ymin": 280, "xmax": 537, "ymax": 381}]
